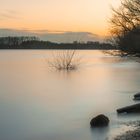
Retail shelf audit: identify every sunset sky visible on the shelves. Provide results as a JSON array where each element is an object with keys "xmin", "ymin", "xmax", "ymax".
[{"xmin": 0, "ymin": 0, "xmax": 120, "ymax": 36}]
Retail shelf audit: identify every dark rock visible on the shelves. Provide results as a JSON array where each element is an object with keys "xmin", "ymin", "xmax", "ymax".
[
  {"xmin": 134, "ymin": 97, "xmax": 140, "ymax": 100},
  {"xmin": 117, "ymin": 103, "xmax": 140, "ymax": 113},
  {"xmin": 134, "ymin": 92, "xmax": 140, "ymax": 100},
  {"xmin": 90, "ymin": 114, "xmax": 109, "ymax": 127}
]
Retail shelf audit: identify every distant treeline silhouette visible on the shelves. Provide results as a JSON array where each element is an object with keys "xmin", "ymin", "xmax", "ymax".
[{"xmin": 0, "ymin": 36, "xmax": 115, "ymax": 50}]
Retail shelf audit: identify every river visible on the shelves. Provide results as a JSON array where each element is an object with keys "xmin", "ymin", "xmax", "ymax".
[{"xmin": 0, "ymin": 50, "xmax": 140, "ymax": 140}]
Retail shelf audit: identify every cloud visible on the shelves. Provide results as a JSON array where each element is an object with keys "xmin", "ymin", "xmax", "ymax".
[
  {"xmin": 38, "ymin": 31, "xmax": 103, "ymax": 43},
  {"xmin": 0, "ymin": 28, "xmax": 104, "ymax": 43},
  {"xmin": 0, "ymin": 10, "xmax": 21, "ymax": 20}
]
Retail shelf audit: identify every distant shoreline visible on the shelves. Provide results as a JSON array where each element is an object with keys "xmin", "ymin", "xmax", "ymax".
[
  {"xmin": 0, "ymin": 48, "xmax": 117, "ymax": 50},
  {"xmin": 0, "ymin": 36, "xmax": 116, "ymax": 50}
]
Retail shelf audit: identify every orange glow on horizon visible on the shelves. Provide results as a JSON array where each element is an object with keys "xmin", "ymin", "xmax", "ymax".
[{"xmin": 0, "ymin": 0, "xmax": 121, "ymax": 36}]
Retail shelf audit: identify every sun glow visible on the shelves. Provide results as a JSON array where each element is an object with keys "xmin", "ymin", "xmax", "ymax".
[{"xmin": 0, "ymin": 0, "xmax": 121, "ymax": 36}]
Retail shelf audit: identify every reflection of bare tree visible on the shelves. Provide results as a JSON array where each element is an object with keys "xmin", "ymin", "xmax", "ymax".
[
  {"xmin": 48, "ymin": 50, "xmax": 81, "ymax": 71},
  {"xmin": 110, "ymin": 0, "xmax": 140, "ymax": 55},
  {"xmin": 102, "ymin": 50, "xmax": 128, "ymax": 57}
]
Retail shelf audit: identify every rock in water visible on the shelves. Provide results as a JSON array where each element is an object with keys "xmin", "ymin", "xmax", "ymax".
[
  {"xmin": 90, "ymin": 114, "xmax": 109, "ymax": 127},
  {"xmin": 117, "ymin": 103, "xmax": 140, "ymax": 113},
  {"xmin": 134, "ymin": 92, "xmax": 140, "ymax": 100}
]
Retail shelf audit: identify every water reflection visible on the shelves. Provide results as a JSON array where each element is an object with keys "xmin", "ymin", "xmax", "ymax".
[{"xmin": 90, "ymin": 127, "xmax": 110, "ymax": 140}]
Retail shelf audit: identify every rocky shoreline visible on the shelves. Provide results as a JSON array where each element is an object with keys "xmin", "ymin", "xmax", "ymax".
[
  {"xmin": 111, "ymin": 121, "xmax": 140, "ymax": 140},
  {"xmin": 114, "ymin": 92, "xmax": 140, "ymax": 140},
  {"xmin": 114, "ymin": 128, "xmax": 140, "ymax": 140}
]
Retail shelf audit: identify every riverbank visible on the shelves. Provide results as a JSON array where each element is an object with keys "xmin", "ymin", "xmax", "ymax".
[
  {"xmin": 114, "ymin": 121, "xmax": 140, "ymax": 140},
  {"xmin": 114, "ymin": 128, "xmax": 140, "ymax": 140}
]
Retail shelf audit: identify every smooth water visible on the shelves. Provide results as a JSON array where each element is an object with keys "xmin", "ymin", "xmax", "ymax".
[{"xmin": 0, "ymin": 50, "xmax": 140, "ymax": 140}]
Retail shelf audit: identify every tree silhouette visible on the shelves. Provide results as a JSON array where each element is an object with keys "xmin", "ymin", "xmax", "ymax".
[{"xmin": 110, "ymin": 0, "xmax": 140, "ymax": 55}]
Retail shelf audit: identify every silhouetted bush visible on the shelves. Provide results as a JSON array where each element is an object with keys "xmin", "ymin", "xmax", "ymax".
[{"xmin": 48, "ymin": 50, "xmax": 81, "ymax": 71}]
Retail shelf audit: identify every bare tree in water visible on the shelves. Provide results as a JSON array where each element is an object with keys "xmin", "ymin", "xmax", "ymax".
[{"xmin": 48, "ymin": 50, "xmax": 82, "ymax": 71}]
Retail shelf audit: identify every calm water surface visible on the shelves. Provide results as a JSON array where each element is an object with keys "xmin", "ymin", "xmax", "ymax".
[{"xmin": 0, "ymin": 50, "xmax": 140, "ymax": 140}]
